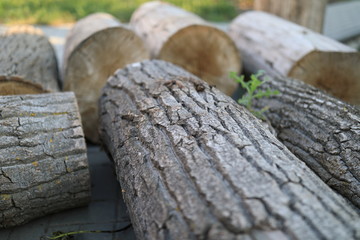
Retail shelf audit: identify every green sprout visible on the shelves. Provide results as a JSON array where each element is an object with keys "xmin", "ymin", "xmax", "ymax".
[{"xmin": 230, "ymin": 70, "xmax": 280, "ymax": 120}]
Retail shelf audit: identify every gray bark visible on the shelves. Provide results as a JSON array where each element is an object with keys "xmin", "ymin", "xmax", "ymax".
[
  {"xmin": 0, "ymin": 92, "xmax": 91, "ymax": 228},
  {"xmin": 254, "ymin": 76, "xmax": 360, "ymax": 209},
  {"xmin": 0, "ymin": 25, "xmax": 60, "ymax": 95},
  {"xmin": 99, "ymin": 60, "xmax": 360, "ymax": 240}
]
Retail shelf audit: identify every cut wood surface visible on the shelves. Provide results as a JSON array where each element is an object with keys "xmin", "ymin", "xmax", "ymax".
[
  {"xmin": 99, "ymin": 60, "xmax": 360, "ymax": 240},
  {"xmin": 130, "ymin": 1, "xmax": 241, "ymax": 96},
  {"xmin": 254, "ymin": 0, "xmax": 327, "ymax": 32},
  {"xmin": 0, "ymin": 25, "xmax": 60, "ymax": 95},
  {"xmin": 253, "ymin": 75, "xmax": 360, "ymax": 209},
  {"xmin": 63, "ymin": 12, "xmax": 149, "ymax": 143},
  {"xmin": 228, "ymin": 11, "xmax": 360, "ymax": 106},
  {"xmin": 0, "ymin": 92, "xmax": 91, "ymax": 228}
]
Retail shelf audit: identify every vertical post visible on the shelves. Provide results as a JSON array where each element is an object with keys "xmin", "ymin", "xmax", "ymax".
[{"xmin": 253, "ymin": 0, "xmax": 328, "ymax": 32}]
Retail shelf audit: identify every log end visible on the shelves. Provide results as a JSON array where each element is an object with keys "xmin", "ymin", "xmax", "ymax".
[
  {"xmin": 288, "ymin": 51, "xmax": 360, "ymax": 105},
  {"xmin": 158, "ymin": 25, "xmax": 241, "ymax": 96},
  {"xmin": 63, "ymin": 27, "xmax": 149, "ymax": 143}
]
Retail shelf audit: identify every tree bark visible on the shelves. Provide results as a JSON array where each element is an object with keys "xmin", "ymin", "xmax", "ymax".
[
  {"xmin": 253, "ymin": 75, "xmax": 360, "ymax": 209},
  {"xmin": 0, "ymin": 25, "xmax": 60, "ymax": 95},
  {"xmin": 253, "ymin": 0, "xmax": 327, "ymax": 32},
  {"xmin": 99, "ymin": 60, "xmax": 360, "ymax": 240},
  {"xmin": 63, "ymin": 12, "xmax": 149, "ymax": 143},
  {"xmin": 130, "ymin": 1, "xmax": 241, "ymax": 96},
  {"xmin": 0, "ymin": 92, "xmax": 91, "ymax": 228},
  {"xmin": 228, "ymin": 11, "xmax": 360, "ymax": 106}
]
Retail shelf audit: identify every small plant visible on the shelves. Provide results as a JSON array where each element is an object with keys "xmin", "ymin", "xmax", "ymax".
[{"xmin": 230, "ymin": 70, "xmax": 280, "ymax": 120}]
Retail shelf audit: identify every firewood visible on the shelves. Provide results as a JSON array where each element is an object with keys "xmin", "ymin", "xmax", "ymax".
[
  {"xmin": 63, "ymin": 12, "xmax": 149, "ymax": 143},
  {"xmin": 0, "ymin": 92, "xmax": 90, "ymax": 228},
  {"xmin": 0, "ymin": 25, "xmax": 60, "ymax": 95},
  {"xmin": 229, "ymin": 11, "xmax": 360, "ymax": 106},
  {"xmin": 99, "ymin": 60, "xmax": 360, "ymax": 240},
  {"xmin": 130, "ymin": 1, "xmax": 241, "ymax": 96}
]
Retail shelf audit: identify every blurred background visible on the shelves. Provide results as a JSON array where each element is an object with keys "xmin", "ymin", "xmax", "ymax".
[{"xmin": 0, "ymin": 0, "xmax": 354, "ymax": 25}]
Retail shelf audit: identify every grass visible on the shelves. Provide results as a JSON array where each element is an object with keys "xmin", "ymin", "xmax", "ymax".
[{"xmin": 0, "ymin": 0, "xmax": 240, "ymax": 25}]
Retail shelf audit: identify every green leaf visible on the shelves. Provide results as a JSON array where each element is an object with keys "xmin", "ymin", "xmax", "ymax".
[{"xmin": 230, "ymin": 70, "xmax": 280, "ymax": 120}]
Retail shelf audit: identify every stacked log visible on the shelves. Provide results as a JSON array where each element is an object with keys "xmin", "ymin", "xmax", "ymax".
[
  {"xmin": 0, "ymin": 25, "xmax": 60, "ymax": 95},
  {"xmin": 99, "ymin": 60, "xmax": 360, "ymax": 240},
  {"xmin": 63, "ymin": 12, "xmax": 149, "ymax": 143},
  {"xmin": 130, "ymin": 1, "xmax": 241, "ymax": 96},
  {"xmin": 0, "ymin": 92, "xmax": 91, "ymax": 228},
  {"xmin": 250, "ymin": 74, "xmax": 360, "ymax": 209},
  {"xmin": 228, "ymin": 11, "xmax": 360, "ymax": 106}
]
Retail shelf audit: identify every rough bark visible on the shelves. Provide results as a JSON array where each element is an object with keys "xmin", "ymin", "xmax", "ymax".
[
  {"xmin": 253, "ymin": 0, "xmax": 327, "ymax": 32},
  {"xmin": 0, "ymin": 92, "xmax": 91, "ymax": 228},
  {"xmin": 253, "ymin": 75, "xmax": 360, "ymax": 209},
  {"xmin": 0, "ymin": 25, "xmax": 60, "ymax": 95},
  {"xmin": 228, "ymin": 11, "xmax": 360, "ymax": 106},
  {"xmin": 99, "ymin": 60, "xmax": 360, "ymax": 240},
  {"xmin": 130, "ymin": 1, "xmax": 241, "ymax": 96},
  {"xmin": 63, "ymin": 12, "xmax": 149, "ymax": 143}
]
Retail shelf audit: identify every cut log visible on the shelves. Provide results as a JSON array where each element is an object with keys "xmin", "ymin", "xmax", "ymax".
[
  {"xmin": 253, "ymin": 0, "xmax": 327, "ymax": 32},
  {"xmin": 130, "ymin": 1, "xmax": 241, "ymax": 96},
  {"xmin": 0, "ymin": 92, "xmax": 91, "ymax": 228},
  {"xmin": 228, "ymin": 11, "xmax": 360, "ymax": 106},
  {"xmin": 252, "ymin": 75, "xmax": 360, "ymax": 209},
  {"xmin": 99, "ymin": 60, "xmax": 360, "ymax": 240},
  {"xmin": 63, "ymin": 12, "xmax": 149, "ymax": 143},
  {"xmin": 0, "ymin": 25, "xmax": 60, "ymax": 95}
]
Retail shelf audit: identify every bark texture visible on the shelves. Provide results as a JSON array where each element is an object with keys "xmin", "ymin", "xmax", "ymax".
[
  {"xmin": 254, "ymin": 0, "xmax": 327, "ymax": 32},
  {"xmin": 63, "ymin": 12, "xmax": 149, "ymax": 143},
  {"xmin": 228, "ymin": 11, "xmax": 360, "ymax": 106},
  {"xmin": 253, "ymin": 76, "xmax": 360, "ymax": 209},
  {"xmin": 0, "ymin": 92, "xmax": 91, "ymax": 228},
  {"xmin": 130, "ymin": 1, "xmax": 241, "ymax": 96},
  {"xmin": 0, "ymin": 25, "xmax": 60, "ymax": 95},
  {"xmin": 99, "ymin": 60, "xmax": 360, "ymax": 240}
]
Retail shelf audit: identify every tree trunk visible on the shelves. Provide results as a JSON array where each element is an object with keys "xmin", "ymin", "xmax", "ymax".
[
  {"xmin": 63, "ymin": 12, "xmax": 149, "ymax": 143},
  {"xmin": 0, "ymin": 92, "xmax": 91, "ymax": 228},
  {"xmin": 228, "ymin": 11, "xmax": 360, "ymax": 106},
  {"xmin": 0, "ymin": 25, "xmax": 60, "ymax": 95},
  {"xmin": 99, "ymin": 60, "xmax": 360, "ymax": 240},
  {"xmin": 130, "ymin": 1, "xmax": 241, "ymax": 96},
  {"xmin": 253, "ymin": 75, "xmax": 360, "ymax": 209},
  {"xmin": 253, "ymin": 0, "xmax": 327, "ymax": 32}
]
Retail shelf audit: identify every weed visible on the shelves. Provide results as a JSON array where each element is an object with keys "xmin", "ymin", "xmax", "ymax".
[{"xmin": 230, "ymin": 71, "xmax": 280, "ymax": 120}]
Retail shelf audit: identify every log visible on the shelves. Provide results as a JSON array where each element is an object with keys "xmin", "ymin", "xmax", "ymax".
[
  {"xmin": 253, "ymin": 0, "xmax": 327, "ymax": 32},
  {"xmin": 228, "ymin": 11, "xmax": 360, "ymax": 106},
  {"xmin": 130, "ymin": 1, "xmax": 241, "ymax": 96},
  {"xmin": 99, "ymin": 60, "xmax": 360, "ymax": 240},
  {"xmin": 63, "ymin": 12, "xmax": 149, "ymax": 143},
  {"xmin": 0, "ymin": 25, "xmax": 60, "ymax": 95},
  {"xmin": 253, "ymin": 75, "xmax": 360, "ymax": 209},
  {"xmin": 0, "ymin": 92, "xmax": 91, "ymax": 228}
]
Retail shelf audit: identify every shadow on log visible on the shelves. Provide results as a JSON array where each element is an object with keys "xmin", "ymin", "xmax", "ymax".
[
  {"xmin": 0, "ymin": 25, "xmax": 60, "ymax": 95},
  {"xmin": 0, "ymin": 92, "xmax": 91, "ymax": 228},
  {"xmin": 130, "ymin": 1, "xmax": 241, "ymax": 96},
  {"xmin": 99, "ymin": 60, "xmax": 360, "ymax": 240},
  {"xmin": 228, "ymin": 11, "xmax": 360, "ymax": 106},
  {"xmin": 63, "ymin": 12, "xmax": 149, "ymax": 143},
  {"xmin": 253, "ymin": 75, "xmax": 360, "ymax": 209}
]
